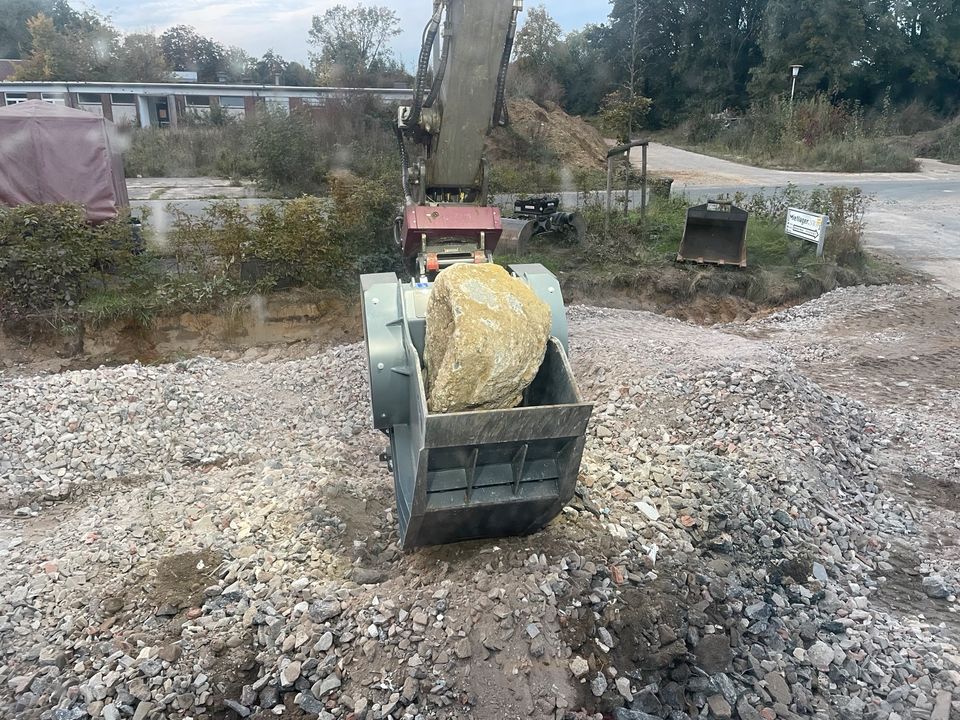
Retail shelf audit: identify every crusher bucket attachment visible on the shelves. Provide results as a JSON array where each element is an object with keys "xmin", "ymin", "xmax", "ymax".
[
  {"xmin": 361, "ymin": 264, "xmax": 593, "ymax": 550},
  {"xmin": 677, "ymin": 201, "xmax": 749, "ymax": 267}
]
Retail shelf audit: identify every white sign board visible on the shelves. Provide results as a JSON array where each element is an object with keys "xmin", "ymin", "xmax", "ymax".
[{"xmin": 786, "ymin": 207, "xmax": 829, "ymax": 257}]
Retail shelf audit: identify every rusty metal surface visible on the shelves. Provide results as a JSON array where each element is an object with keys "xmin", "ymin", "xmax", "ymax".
[{"xmin": 400, "ymin": 204, "xmax": 503, "ymax": 257}]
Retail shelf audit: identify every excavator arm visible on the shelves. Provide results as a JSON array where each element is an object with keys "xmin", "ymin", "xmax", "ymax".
[
  {"xmin": 395, "ymin": 0, "xmax": 521, "ymax": 276},
  {"xmin": 399, "ymin": 0, "xmax": 518, "ymax": 202}
]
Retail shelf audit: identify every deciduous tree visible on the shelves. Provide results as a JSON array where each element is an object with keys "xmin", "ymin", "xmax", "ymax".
[
  {"xmin": 308, "ymin": 4, "xmax": 401, "ymax": 86},
  {"xmin": 14, "ymin": 10, "xmax": 116, "ymax": 80},
  {"xmin": 112, "ymin": 33, "xmax": 169, "ymax": 82},
  {"xmin": 159, "ymin": 25, "xmax": 226, "ymax": 82},
  {"xmin": 514, "ymin": 5, "xmax": 563, "ymax": 71}
]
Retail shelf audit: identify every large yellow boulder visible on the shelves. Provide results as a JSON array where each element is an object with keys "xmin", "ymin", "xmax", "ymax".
[{"xmin": 425, "ymin": 263, "xmax": 551, "ymax": 413}]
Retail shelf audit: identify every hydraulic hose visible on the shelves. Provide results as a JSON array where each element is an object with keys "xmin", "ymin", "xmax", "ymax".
[
  {"xmin": 407, "ymin": 2, "xmax": 444, "ymax": 129},
  {"xmin": 424, "ymin": 29, "xmax": 450, "ymax": 109},
  {"xmin": 395, "ymin": 123, "xmax": 414, "ymax": 206},
  {"xmin": 492, "ymin": 5, "xmax": 519, "ymax": 127}
]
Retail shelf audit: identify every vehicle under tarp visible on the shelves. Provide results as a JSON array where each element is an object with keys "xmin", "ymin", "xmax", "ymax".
[{"xmin": 0, "ymin": 100, "xmax": 129, "ymax": 223}]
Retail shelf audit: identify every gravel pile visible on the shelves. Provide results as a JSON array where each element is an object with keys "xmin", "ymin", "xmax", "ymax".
[{"xmin": 1, "ymin": 286, "xmax": 958, "ymax": 720}]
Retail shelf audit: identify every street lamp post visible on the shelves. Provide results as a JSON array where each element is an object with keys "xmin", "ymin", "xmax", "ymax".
[{"xmin": 789, "ymin": 64, "xmax": 803, "ymax": 104}]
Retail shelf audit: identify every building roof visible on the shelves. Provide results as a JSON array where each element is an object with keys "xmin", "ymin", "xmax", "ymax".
[
  {"xmin": 0, "ymin": 80, "xmax": 412, "ymax": 102},
  {"xmin": 0, "ymin": 60, "xmax": 22, "ymax": 81}
]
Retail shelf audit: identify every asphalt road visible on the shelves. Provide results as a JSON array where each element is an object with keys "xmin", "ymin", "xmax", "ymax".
[{"xmin": 128, "ymin": 145, "xmax": 960, "ymax": 290}]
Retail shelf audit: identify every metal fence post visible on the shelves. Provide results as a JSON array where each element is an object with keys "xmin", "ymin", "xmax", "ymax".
[
  {"xmin": 605, "ymin": 156, "xmax": 614, "ymax": 237},
  {"xmin": 640, "ymin": 143, "xmax": 648, "ymax": 220},
  {"xmin": 605, "ymin": 139, "xmax": 650, "ymax": 232}
]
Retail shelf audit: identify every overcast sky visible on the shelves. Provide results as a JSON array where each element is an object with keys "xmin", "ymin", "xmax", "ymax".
[{"xmin": 83, "ymin": 1, "xmax": 608, "ymax": 66}]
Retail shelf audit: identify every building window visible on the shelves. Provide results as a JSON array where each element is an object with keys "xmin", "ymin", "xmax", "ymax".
[
  {"xmin": 5, "ymin": 93, "xmax": 28, "ymax": 105},
  {"xmin": 185, "ymin": 95, "xmax": 211, "ymax": 107},
  {"xmin": 78, "ymin": 93, "xmax": 102, "ymax": 104},
  {"xmin": 218, "ymin": 96, "xmax": 244, "ymax": 108},
  {"xmin": 41, "ymin": 93, "xmax": 66, "ymax": 105},
  {"xmin": 111, "ymin": 94, "xmax": 135, "ymax": 105}
]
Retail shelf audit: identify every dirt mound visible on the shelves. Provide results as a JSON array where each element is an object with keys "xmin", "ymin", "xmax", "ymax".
[{"xmin": 488, "ymin": 98, "xmax": 608, "ymax": 170}]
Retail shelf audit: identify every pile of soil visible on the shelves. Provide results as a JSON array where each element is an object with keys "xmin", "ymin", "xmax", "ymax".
[{"xmin": 488, "ymin": 98, "xmax": 609, "ymax": 171}]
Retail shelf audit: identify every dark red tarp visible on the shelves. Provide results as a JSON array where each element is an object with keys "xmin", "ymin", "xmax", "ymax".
[{"xmin": 0, "ymin": 100, "xmax": 129, "ymax": 222}]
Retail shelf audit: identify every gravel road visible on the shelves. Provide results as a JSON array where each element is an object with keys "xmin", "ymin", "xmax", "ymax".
[{"xmin": 1, "ymin": 282, "xmax": 958, "ymax": 720}]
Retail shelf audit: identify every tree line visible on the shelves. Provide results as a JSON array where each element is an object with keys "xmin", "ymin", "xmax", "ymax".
[
  {"xmin": 514, "ymin": 0, "xmax": 960, "ymax": 127},
  {"xmin": 0, "ymin": 0, "xmax": 410, "ymax": 87},
  {"xmin": 3, "ymin": 0, "xmax": 957, "ymax": 128}
]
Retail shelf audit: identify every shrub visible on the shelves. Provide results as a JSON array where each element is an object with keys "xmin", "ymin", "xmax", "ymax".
[
  {"xmin": 724, "ymin": 184, "xmax": 868, "ymax": 265},
  {"xmin": 807, "ymin": 138, "xmax": 918, "ymax": 172},
  {"xmin": 680, "ymin": 95, "xmax": 920, "ymax": 172},
  {"xmin": 0, "ymin": 204, "xmax": 139, "ymax": 323},
  {"xmin": 252, "ymin": 108, "xmax": 329, "ymax": 194},
  {"xmin": 122, "ymin": 126, "xmax": 236, "ymax": 177},
  {"xmin": 162, "ymin": 173, "xmax": 399, "ymax": 289},
  {"xmin": 919, "ymin": 120, "xmax": 960, "ymax": 165},
  {"xmin": 684, "ymin": 114, "xmax": 723, "ymax": 144},
  {"xmin": 123, "ymin": 98, "xmax": 400, "ymax": 196}
]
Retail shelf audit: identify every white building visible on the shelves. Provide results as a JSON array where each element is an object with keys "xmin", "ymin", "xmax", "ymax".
[{"xmin": 0, "ymin": 81, "xmax": 412, "ymax": 128}]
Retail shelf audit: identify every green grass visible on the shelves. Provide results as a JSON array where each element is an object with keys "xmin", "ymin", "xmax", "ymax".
[
  {"xmin": 502, "ymin": 194, "xmax": 903, "ymax": 311},
  {"xmin": 80, "ymin": 289, "xmax": 158, "ymax": 329},
  {"xmin": 489, "ymin": 161, "xmax": 609, "ymax": 194}
]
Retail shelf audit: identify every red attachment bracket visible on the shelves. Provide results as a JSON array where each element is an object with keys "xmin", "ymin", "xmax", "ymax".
[{"xmin": 400, "ymin": 205, "xmax": 503, "ymax": 258}]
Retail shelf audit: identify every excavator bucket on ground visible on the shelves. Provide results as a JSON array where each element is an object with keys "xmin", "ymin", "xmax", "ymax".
[
  {"xmin": 499, "ymin": 197, "xmax": 587, "ymax": 255},
  {"xmin": 361, "ymin": 264, "xmax": 592, "ymax": 549},
  {"xmin": 677, "ymin": 201, "xmax": 749, "ymax": 267}
]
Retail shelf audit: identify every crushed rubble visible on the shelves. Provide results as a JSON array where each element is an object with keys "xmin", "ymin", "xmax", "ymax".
[{"xmin": 1, "ymin": 285, "xmax": 958, "ymax": 720}]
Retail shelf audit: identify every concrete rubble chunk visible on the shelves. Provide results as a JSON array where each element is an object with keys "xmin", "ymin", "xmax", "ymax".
[
  {"xmin": 425, "ymin": 263, "xmax": 551, "ymax": 413},
  {"xmin": 133, "ymin": 702, "xmax": 155, "ymax": 720},
  {"xmin": 280, "ymin": 660, "xmax": 301, "ymax": 686},
  {"xmin": 922, "ymin": 575, "xmax": 950, "ymax": 599},
  {"xmin": 454, "ymin": 637, "xmax": 472, "ymax": 659},
  {"xmin": 223, "ymin": 699, "xmax": 250, "ymax": 718},
  {"xmin": 931, "ymin": 691, "xmax": 952, "ymax": 720},
  {"xmin": 764, "ymin": 671, "xmax": 792, "ymax": 705},
  {"xmin": 569, "ymin": 656, "xmax": 589, "ymax": 677},
  {"xmin": 614, "ymin": 711, "xmax": 661, "ymax": 720},
  {"xmin": 808, "ymin": 641, "xmax": 835, "ymax": 671},
  {"xmin": 315, "ymin": 674, "xmax": 341, "ymax": 698},
  {"xmin": 707, "ymin": 693, "xmax": 733, "ymax": 719},
  {"xmin": 696, "ymin": 633, "xmax": 733, "ymax": 673}
]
